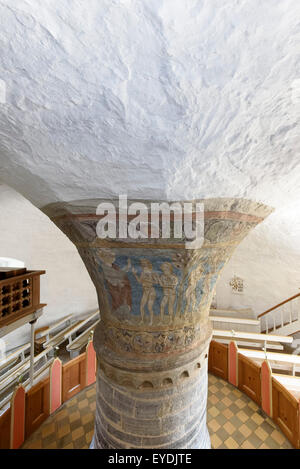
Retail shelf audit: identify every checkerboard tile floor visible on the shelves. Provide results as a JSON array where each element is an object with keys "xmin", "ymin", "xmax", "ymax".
[
  {"xmin": 22, "ymin": 374, "xmax": 293, "ymax": 449},
  {"xmin": 207, "ymin": 374, "xmax": 292, "ymax": 449}
]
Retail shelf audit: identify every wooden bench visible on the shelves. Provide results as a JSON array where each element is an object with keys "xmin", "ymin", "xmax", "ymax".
[
  {"xmin": 213, "ymin": 329, "xmax": 293, "ymax": 348},
  {"xmin": 272, "ymin": 374, "xmax": 300, "ymax": 400},
  {"xmin": 239, "ymin": 349, "xmax": 300, "ymax": 375},
  {"xmin": 43, "ymin": 311, "xmax": 99, "ymax": 351},
  {"xmin": 0, "ymin": 355, "xmax": 54, "ymax": 415},
  {"xmin": 0, "ymin": 347, "xmax": 52, "ymax": 394},
  {"xmin": 66, "ymin": 320, "xmax": 99, "ymax": 358},
  {"xmin": 0, "ymin": 342, "xmax": 31, "ymax": 375},
  {"xmin": 34, "ymin": 315, "xmax": 73, "ymax": 353},
  {"xmin": 215, "ymin": 338, "xmax": 284, "ymax": 351}
]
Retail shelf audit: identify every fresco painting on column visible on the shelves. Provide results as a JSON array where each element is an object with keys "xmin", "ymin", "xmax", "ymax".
[
  {"xmin": 96, "ymin": 249, "xmax": 184, "ymax": 326},
  {"xmin": 42, "ymin": 198, "xmax": 273, "ymax": 448},
  {"xmin": 95, "ymin": 247, "xmax": 228, "ymax": 328}
]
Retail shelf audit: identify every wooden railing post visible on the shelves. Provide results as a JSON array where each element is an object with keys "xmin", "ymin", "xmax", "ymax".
[
  {"xmin": 10, "ymin": 385, "xmax": 25, "ymax": 449},
  {"xmin": 86, "ymin": 339, "xmax": 96, "ymax": 386},
  {"xmin": 49, "ymin": 358, "xmax": 62, "ymax": 414},
  {"xmin": 228, "ymin": 341, "xmax": 238, "ymax": 387},
  {"xmin": 261, "ymin": 360, "xmax": 272, "ymax": 417}
]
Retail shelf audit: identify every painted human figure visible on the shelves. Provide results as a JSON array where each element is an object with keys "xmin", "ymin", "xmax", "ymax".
[
  {"xmin": 97, "ymin": 249, "xmax": 132, "ymax": 315},
  {"xmin": 184, "ymin": 268, "xmax": 198, "ymax": 320},
  {"xmin": 158, "ymin": 263, "xmax": 178, "ymax": 322},
  {"xmin": 132, "ymin": 259, "xmax": 158, "ymax": 325}
]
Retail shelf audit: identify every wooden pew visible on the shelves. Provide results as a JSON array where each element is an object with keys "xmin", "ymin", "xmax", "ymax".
[
  {"xmin": 213, "ymin": 329, "xmax": 293, "ymax": 347},
  {"xmin": 272, "ymin": 374, "xmax": 300, "ymax": 447},
  {"xmin": 215, "ymin": 338, "xmax": 284, "ymax": 351},
  {"xmin": 0, "ymin": 343, "xmax": 31, "ymax": 375},
  {"xmin": 0, "ymin": 347, "xmax": 52, "ymax": 394},
  {"xmin": 43, "ymin": 311, "xmax": 99, "ymax": 351},
  {"xmin": 0, "ymin": 356, "xmax": 54, "ymax": 415},
  {"xmin": 272, "ymin": 374, "xmax": 300, "ymax": 400},
  {"xmin": 66, "ymin": 321, "xmax": 99, "ymax": 358},
  {"xmin": 34, "ymin": 315, "xmax": 73, "ymax": 353},
  {"xmin": 239, "ymin": 349, "xmax": 300, "ymax": 375}
]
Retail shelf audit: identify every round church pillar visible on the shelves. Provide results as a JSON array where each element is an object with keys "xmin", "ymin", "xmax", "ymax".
[{"xmin": 43, "ymin": 198, "xmax": 272, "ymax": 449}]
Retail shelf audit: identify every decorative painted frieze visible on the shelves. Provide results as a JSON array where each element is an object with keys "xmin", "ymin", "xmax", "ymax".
[{"xmin": 43, "ymin": 197, "xmax": 272, "ymax": 449}]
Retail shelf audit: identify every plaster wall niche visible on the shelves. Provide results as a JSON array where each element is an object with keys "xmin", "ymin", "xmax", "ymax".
[{"xmin": 42, "ymin": 197, "xmax": 272, "ymax": 448}]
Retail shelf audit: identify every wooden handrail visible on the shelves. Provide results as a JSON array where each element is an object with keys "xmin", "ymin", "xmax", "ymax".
[{"xmin": 257, "ymin": 292, "xmax": 300, "ymax": 319}]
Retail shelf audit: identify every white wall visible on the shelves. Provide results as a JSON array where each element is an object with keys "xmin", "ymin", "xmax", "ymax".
[
  {"xmin": 216, "ymin": 212, "xmax": 300, "ymax": 318},
  {"xmin": 0, "ymin": 184, "xmax": 98, "ymax": 351}
]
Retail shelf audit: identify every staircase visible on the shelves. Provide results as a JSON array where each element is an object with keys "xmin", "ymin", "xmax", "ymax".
[
  {"xmin": 258, "ymin": 293, "xmax": 300, "ymax": 351},
  {"xmin": 209, "ymin": 307, "xmax": 291, "ymax": 351}
]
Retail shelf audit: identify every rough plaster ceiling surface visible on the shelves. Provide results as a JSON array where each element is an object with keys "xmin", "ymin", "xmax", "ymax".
[
  {"xmin": 0, "ymin": 0, "xmax": 299, "ymax": 313},
  {"xmin": 0, "ymin": 0, "xmax": 299, "ymax": 206}
]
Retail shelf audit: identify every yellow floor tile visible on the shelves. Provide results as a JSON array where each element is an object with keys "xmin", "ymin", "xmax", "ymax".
[
  {"xmin": 63, "ymin": 443, "xmax": 74, "ymax": 449},
  {"xmin": 223, "ymin": 421, "xmax": 235, "ymax": 435},
  {"xmin": 209, "ymin": 395, "xmax": 219, "ymax": 405},
  {"xmin": 78, "ymin": 399, "xmax": 89, "ymax": 409},
  {"xmin": 251, "ymin": 413, "xmax": 264, "ymax": 425},
  {"xmin": 223, "ymin": 408, "xmax": 234, "ymax": 419},
  {"xmin": 255, "ymin": 426, "xmax": 268, "ymax": 441},
  {"xmin": 248, "ymin": 400, "xmax": 258, "ymax": 411},
  {"xmin": 90, "ymin": 402, "xmax": 96, "ymax": 411},
  {"xmin": 208, "ymin": 406, "xmax": 219, "ymax": 417},
  {"xmin": 237, "ymin": 410, "xmax": 248, "ymax": 423},
  {"xmin": 47, "ymin": 441, "xmax": 58, "ymax": 449},
  {"xmin": 211, "ymin": 434, "xmax": 222, "ymax": 449},
  {"xmin": 81, "ymin": 412, "xmax": 94, "ymax": 425},
  {"xmin": 208, "ymin": 419, "xmax": 221, "ymax": 432},
  {"xmin": 86, "ymin": 430, "xmax": 94, "ymax": 444},
  {"xmin": 225, "ymin": 437, "xmax": 239, "ymax": 449},
  {"xmin": 72, "ymin": 426, "xmax": 84, "ymax": 440},
  {"xmin": 58, "ymin": 424, "xmax": 71, "ymax": 438},
  {"xmin": 221, "ymin": 396, "xmax": 232, "ymax": 407},
  {"xmin": 41, "ymin": 422, "xmax": 55, "ymax": 438},
  {"xmin": 235, "ymin": 398, "xmax": 246, "ymax": 409},
  {"xmin": 86, "ymin": 388, "xmax": 96, "ymax": 398},
  {"xmin": 241, "ymin": 440, "xmax": 255, "ymax": 449},
  {"xmin": 209, "ymin": 385, "xmax": 218, "ymax": 394},
  {"xmin": 240, "ymin": 423, "xmax": 252, "ymax": 438},
  {"xmin": 69, "ymin": 410, "xmax": 81, "ymax": 423},
  {"xmin": 271, "ymin": 429, "xmax": 285, "ymax": 445}
]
